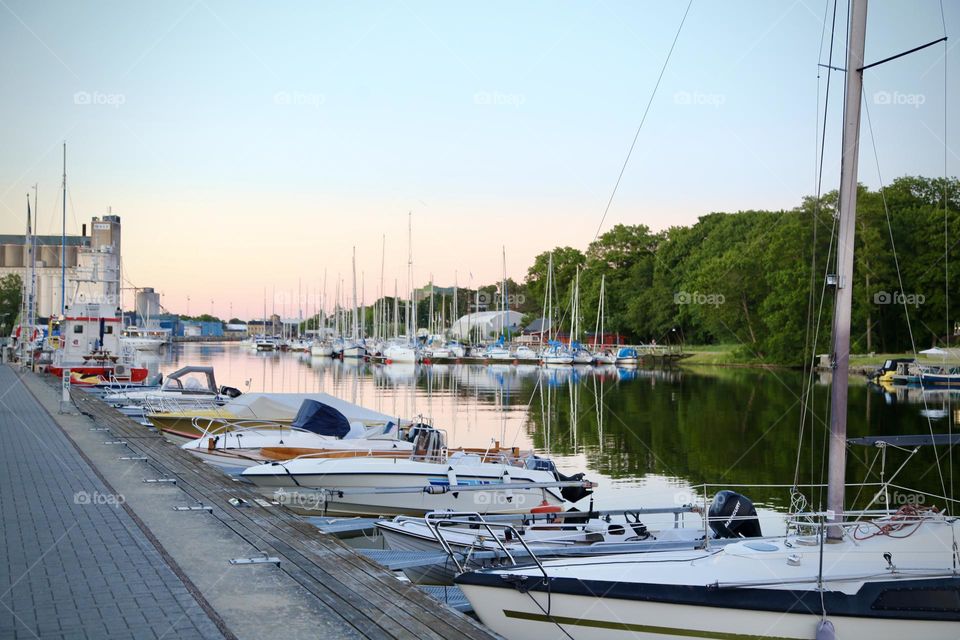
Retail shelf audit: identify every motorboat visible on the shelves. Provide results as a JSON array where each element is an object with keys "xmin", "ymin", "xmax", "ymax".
[
  {"xmin": 288, "ymin": 338, "xmax": 312, "ymax": 352},
  {"xmin": 253, "ymin": 335, "xmax": 279, "ymax": 351},
  {"xmin": 615, "ymin": 346, "xmax": 639, "ymax": 366},
  {"xmin": 241, "ymin": 426, "xmax": 593, "ymax": 517},
  {"xmin": 103, "ymin": 366, "xmax": 240, "ymax": 418},
  {"xmin": 377, "ymin": 504, "xmax": 712, "ymax": 584},
  {"xmin": 119, "ymin": 326, "xmax": 165, "ymax": 352},
  {"xmin": 146, "ymin": 391, "xmax": 403, "ymax": 441},
  {"xmin": 181, "ymin": 399, "xmax": 413, "ymax": 470}
]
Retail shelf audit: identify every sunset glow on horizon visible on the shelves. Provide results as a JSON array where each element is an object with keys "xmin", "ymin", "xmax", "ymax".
[{"xmin": 2, "ymin": 0, "xmax": 955, "ymax": 319}]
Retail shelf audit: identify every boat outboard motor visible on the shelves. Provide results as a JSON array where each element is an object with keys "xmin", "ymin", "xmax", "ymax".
[
  {"xmin": 553, "ymin": 470, "xmax": 592, "ymax": 503},
  {"xmin": 708, "ymin": 490, "xmax": 762, "ymax": 538}
]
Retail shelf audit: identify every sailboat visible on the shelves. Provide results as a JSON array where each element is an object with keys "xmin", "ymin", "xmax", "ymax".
[{"xmin": 456, "ymin": 3, "xmax": 960, "ymax": 637}]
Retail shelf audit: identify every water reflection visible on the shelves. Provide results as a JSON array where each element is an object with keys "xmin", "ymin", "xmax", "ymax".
[{"xmin": 142, "ymin": 344, "xmax": 958, "ymax": 513}]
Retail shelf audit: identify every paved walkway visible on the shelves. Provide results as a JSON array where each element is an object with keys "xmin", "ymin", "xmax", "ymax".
[{"xmin": 0, "ymin": 364, "xmax": 225, "ymax": 639}]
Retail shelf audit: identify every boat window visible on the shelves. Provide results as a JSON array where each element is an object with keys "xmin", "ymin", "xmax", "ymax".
[
  {"xmin": 104, "ymin": 326, "xmax": 113, "ymax": 334},
  {"xmin": 73, "ymin": 325, "xmax": 83, "ymax": 334}
]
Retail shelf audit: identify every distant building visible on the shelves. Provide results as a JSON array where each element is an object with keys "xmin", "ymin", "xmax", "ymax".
[
  {"xmin": 224, "ymin": 323, "xmax": 247, "ymax": 334},
  {"xmin": 135, "ymin": 287, "xmax": 161, "ymax": 323},
  {"xmin": 0, "ymin": 232, "xmax": 90, "ymax": 318},
  {"xmin": 179, "ymin": 321, "xmax": 223, "ymax": 337},
  {"xmin": 246, "ymin": 314, "xmax": 281, "ymax": 336}
]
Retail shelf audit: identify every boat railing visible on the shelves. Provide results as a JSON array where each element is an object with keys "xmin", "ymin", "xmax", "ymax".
[
  {"xmin": 425, "ymin": 512, "xmax": 550, "ymax": 579},
  {"xmin": 143, "ymin": 395, "xmax": 225, "ymax": 416},
  {"xmin": 191, "ymin": 417, "xmax": 301, "ymax": 439}
]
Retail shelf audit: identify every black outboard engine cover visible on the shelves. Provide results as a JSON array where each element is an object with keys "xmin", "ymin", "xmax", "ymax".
[
  {"xmin": 708, "ymin": 490, "xmax": 762, "ymax": 538},
  {"xmin": 553, "ymin": 471, "xmax": 592, "ymax": 503}
]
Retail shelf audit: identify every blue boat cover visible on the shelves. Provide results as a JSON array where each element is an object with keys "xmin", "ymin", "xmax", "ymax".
[{"xmin": 291, "ymin": 399, "xmax": 351, "ymax": 438}]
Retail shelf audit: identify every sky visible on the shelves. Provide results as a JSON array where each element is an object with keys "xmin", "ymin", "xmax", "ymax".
[{"xmin": 0, "ymin": 0, "xmax": 956, "ymax": 320}]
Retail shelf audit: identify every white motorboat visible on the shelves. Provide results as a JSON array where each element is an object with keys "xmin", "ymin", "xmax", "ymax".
[
  {"xmin": 288, "ymin": 338, "xmax": 312, "ymax": 352},
  {"xmin": 242, "ymin": 427, "xmax": 593, "ymax": 517},
  {"xmin": 377, "ymin": 506, "xmax": 710, "ymax": 584},
  {"xmin": 181, "ymin": 399, "xmax": 413, "ymax": 470},
  {"xmin": 254, "ymin": 335, "xmax": 279, "ymax": 351},
  {"xmin": 103, "ymin": 365, "xmax": 239, "ymax": 407},
  {"xmin": 120, "ymin": 326, "xmax": 165, "ymax": 352},
  {"xmin": 615, "ymin": 346, "xmax": 639, "ymax": 366}
]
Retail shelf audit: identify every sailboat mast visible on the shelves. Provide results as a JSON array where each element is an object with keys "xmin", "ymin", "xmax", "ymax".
[
  {"xmin": 826, "ymin": 0, "xmax": 868, "ymax": 539},
  {"xmin": 351, "ymin": 247, "xmax": 359, "ymax": 339},
  {"xmin": 60, "ymin": 142, "xmax": 66, "ymax": 316}
]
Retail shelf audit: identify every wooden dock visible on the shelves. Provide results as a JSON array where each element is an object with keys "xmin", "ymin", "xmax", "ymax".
[{"xmin": 32, "ymin": 371, "xmax": 498, "ymax": 640}]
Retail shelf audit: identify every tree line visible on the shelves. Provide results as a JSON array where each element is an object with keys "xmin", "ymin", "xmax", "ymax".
[{"xmin": 516, "ymin": 176, "xmax": 958, "ymax": 365}]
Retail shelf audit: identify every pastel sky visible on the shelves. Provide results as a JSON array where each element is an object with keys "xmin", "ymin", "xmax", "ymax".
[{"xmin": 0, "ymin": 0, "xmax": 955, "ymax": 320}]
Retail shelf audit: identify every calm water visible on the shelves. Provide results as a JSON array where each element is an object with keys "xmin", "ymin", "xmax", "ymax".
[{"xmin": 138, "ymin": 343, "xmax": 958, "ymax": 529}]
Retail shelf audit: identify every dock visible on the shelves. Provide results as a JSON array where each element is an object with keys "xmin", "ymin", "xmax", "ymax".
[{"xmin": 2, "ymin": 364, "xmax": 499, "ymax": 640}]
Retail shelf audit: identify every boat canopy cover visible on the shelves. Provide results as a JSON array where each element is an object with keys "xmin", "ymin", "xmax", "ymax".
[
  {"xmin": 221, "ymin": 392, "xmax": 396, "ymax": 424},
  {"xmin": 291, "ymin": 400, "xmax": 351, "ymax": 438}
]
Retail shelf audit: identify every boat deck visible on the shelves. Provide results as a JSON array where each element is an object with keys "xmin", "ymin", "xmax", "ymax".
[{"xmin": 7, "ymin": 364, "xmax": 498, "ymax": 640}]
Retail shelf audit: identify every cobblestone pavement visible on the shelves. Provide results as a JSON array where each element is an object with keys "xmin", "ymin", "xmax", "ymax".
[{"xmin": 0, "ymin": 365, "xmax": 225, "ymax": 639}]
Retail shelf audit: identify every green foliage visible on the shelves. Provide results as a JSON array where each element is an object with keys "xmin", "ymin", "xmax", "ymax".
[
  {"xmin": 0, "ymin": 274, "xmax": 23, "ymax": 333},
  {"xmin": 525, "ymin": 176, "xmax": 959, "ymax": 365}
]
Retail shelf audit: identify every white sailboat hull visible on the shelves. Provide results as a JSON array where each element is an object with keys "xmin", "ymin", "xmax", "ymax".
[
  {"xmin": 342, "ymin": 345, "xmax": 366, "ymax": 359},
  {"xmin": 310, "ymin": 343, "xmax": 334, "ymax": 357},
  {"xmin": 459, "ymin": 584, "xmax": 959, "ymax": 640}
]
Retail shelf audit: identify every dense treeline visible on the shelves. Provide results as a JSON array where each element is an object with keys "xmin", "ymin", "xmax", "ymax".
[{"xmin": 520, "ymin": 176, "xmax": 959, "ymax": 365}]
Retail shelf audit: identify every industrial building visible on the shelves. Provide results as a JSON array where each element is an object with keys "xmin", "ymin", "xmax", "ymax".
[{"xmin": 0, "ymin": 232, "xmax": 88, "ymax": 318}]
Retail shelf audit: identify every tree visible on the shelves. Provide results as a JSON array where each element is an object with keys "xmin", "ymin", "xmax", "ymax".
[{"xmin": 0, "ymin": 274, "xmax": 23, "ymax": 335}]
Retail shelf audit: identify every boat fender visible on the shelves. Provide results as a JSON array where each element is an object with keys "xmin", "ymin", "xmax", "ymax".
[
  {"xmin": 815, "ymin": 619, "xmax": 835, "ymax": 640},
  {"xmin": 531, "ymin": 500, "xmax": 562, "ymax": 514}
]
